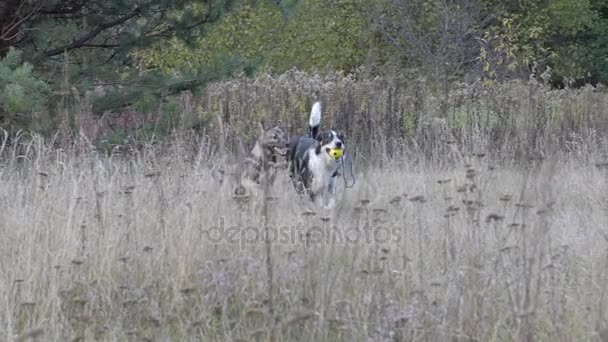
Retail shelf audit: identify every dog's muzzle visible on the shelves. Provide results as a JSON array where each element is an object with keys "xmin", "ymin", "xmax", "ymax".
[{"xmin": 273, "ymin": 146, "xmax": 289, "ymax": 156}]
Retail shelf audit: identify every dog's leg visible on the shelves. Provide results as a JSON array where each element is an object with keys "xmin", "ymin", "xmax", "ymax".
[
  {"xmin": 325, "ymin": 176, "xmax": 337, "ymax": 209},
  {"xmin": 266, "ymin": 166, "xmax": 277, "ymax": 185},
  {"xmin": 312, "ymin": 190, "xmax": 324, "ymax": 208},
  {"xmin": 291, "ymin": 167, "xmax": 304, "ymax": 194},
  {"xmin": 292, "ymin": 161, "xmax": 308, "ymax": 195}
]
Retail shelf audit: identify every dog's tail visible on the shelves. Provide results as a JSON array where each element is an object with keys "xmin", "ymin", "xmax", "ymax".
[{"xmin": 309, "ymin": 101, "xmax": 321, "ymax": 139}]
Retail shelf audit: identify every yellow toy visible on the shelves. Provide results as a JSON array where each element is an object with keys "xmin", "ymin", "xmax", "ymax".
[{"xmin": 329, "ymin": 148, "xmax": 343, "ymax": 160}]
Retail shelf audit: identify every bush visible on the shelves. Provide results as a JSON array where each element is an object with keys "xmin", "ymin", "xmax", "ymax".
[{"xmin": 0, "ymin": 48, "xmax": 48, "ymax": 130}]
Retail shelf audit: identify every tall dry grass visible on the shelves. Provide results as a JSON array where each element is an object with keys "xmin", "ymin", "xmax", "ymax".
[
  {"xmin": 2, "ymin": 72, "xmax": 608, "ymax": 340},
  {"xmin": 1, "ymin": 131, "xmax": 608, "ymax": 341},
  {"xmin": 191, "ymin": 71, "xmax": 608, "ymax": 165},
  {"xmin": 70, "ymin": 71, "xmax": 608, "ymax": 169}
]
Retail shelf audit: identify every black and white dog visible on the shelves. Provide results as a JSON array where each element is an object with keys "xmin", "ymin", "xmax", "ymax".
[{"xmin": 288, "ymin": 102, "xmax": 346, "ymax": 209}]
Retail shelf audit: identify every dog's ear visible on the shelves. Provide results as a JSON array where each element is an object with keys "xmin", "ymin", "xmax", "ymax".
[{"xmin": 315, "ymin": 131, "xmax": 324, "ymax": 143}]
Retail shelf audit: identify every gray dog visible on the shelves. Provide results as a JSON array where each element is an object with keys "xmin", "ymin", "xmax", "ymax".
[
  {"xmin": 210, "ymin": 124, "xmax": 290, "ymax": 199},
  {"xmin": 237, "ymin": 125, "xmax": 290, "ymax": 193}
]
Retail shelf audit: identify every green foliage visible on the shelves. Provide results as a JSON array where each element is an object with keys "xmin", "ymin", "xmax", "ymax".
[
  {"xmin": 93, "ymin": 53, "xmax": 253, "ymax": 115},
  {"xmin": 133, "ymin": 1, "xmax": 283, "ymax": 73},
  {"xmin": 4, "ymin": 0, "xmax": 608, "ymax": 141},
  {"xmin": 1, "ymin": 0, "xmax": 242, "ymax": 119},
  {"xmin": 133, "ymin": 0, "xmax": 377, "ymax": 74},
  {"xmin": 481, "ymin": 0, "xmax": 608, "ymax": 83},
  {"xmin": 0, "ymin": 48, "xmax": 48, "ymax": 127},
  {"xmin": 264, "ymin": 0, "xmax": 374, "ymax": 73}
]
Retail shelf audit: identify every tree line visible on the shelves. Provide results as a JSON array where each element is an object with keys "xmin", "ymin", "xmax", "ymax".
[{"xmin": 1, "ymin": 0, "xmax": 607, "ymax": 134}]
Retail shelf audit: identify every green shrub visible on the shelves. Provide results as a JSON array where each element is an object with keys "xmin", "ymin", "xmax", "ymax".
[{"xmin": 0, "ymin": 48, "xmax": 48, "ymax": 129}]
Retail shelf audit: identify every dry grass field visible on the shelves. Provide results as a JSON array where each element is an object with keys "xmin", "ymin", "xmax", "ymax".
[
  {"xmin": 1, "ymin": 134, "xmax": 608, "ymax": 341},
  {"xmin": 2, "ymin": 75, "xmax": 608, "ymax": 341}
]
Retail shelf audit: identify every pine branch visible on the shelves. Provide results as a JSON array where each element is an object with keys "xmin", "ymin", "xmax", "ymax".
[{"xmin": 42, "ymin": 8, "xmax": 140, "ymax": 57}]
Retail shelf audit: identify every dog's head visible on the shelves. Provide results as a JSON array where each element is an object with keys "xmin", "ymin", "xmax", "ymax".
[
  {"xmin": 259, "ymin": 126, "xmax": 290, "ymax": 157},
  {"xmin": 315, "ymin": 130, "xmax": 346, "ymax": 161}
]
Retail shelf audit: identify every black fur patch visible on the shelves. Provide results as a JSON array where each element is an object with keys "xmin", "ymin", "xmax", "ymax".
[
  {"xmin": 314, "ymin": 131, "xmax": 334, "ymax": 155},
  {"xmin": 288, "ymin": 136, "xmax": 317, "ymax": 197}
]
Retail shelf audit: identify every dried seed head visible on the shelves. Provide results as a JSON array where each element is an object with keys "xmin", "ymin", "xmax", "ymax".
[
  {"xmin": 486, "ymin": 213, "xmax": 505, "ymax": 223},
  {"xmin": 595, "ymin": 162, "xmax": 608, "ymax": 168},
  {"xmin": 71, "ymin": 298, "xmax": 87, "ymax": 305},
  {"xmin": 447, "ymin": 205, "xmax": 460, "ymax": 212},
  {"xmin": 180, "ymin": 287, "xmax": 196, "ymax": 295},
  {"xmin": 527, "ymin": 152, "xmax": 544, "ymax": 161},
  {"xmin": 465, "ymin": 169, "xmax": 477, "ymax": 179},
  {"xmin": 15, "ymin": 327, "xmax": 44, "ymax": 342},
  {"xmin": 233, "ymin": 194, "xmax": 251, "ymax": 204},
  {"xmin": 285, "ymin": 310, "xmax": 319, "ymax": 326},
  {"xmin": 389, "ymin": 196, "xmax": 402, "ymax": 206},
  {"xmin": 409, "ymin": 195, "xmax": 426, "ymax": 203},
  {"xmin": 302, "ymin": 210, "xmax": 316, "ymax": 217},
  {"xmin": 250, "ymin": 329, "xmax": 267, "ymax": 339},
  {"xmin": 234, "ymin": 185, "xmax": 246, "ymax": 196}
]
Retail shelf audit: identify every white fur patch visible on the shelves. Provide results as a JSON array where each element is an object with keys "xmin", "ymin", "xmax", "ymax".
[
  {"xmin": 306, "ymin": 146, "xmax": 340, "ymax": 209},
  {"xmin": 309, "ymin": 101, "xmax": 322, "ymax": 128}
]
